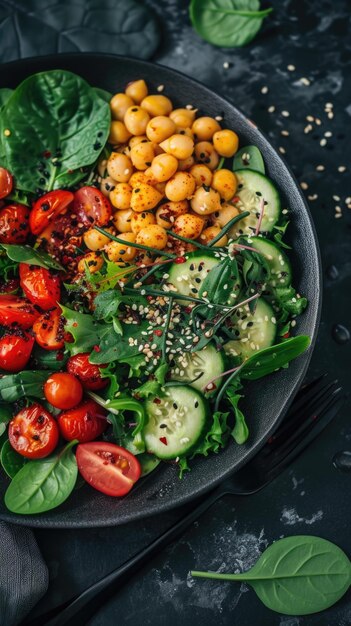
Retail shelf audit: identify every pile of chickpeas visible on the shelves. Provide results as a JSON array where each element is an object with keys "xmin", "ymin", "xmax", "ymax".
[{"xmin": 84, "ymin": 79, "xmax": 241, "ymax": 269}]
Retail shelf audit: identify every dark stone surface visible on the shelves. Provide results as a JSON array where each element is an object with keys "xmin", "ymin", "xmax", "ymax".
[{"xmin": 12, "ymin": 0, "xmax": 351, "ymax": 623}]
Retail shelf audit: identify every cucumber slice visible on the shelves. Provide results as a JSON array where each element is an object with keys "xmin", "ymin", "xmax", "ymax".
[
  {"xmin": 230, "ymin": 170, "xmax": 281, "ymax": 237},
  {"xmin": 224, "ymin": 298, "xmax": 276, "ymax": 362},
  {"xmin": 170, "ymin": 343, "xmax": 226, "ymax": 395},
  {"xmin": 144, "ymin": 385, "xmax": 209, "ymax": 460},
  {"xmin": 168, "ymin": 251, "xmax": 220, "ymax": 300},
  {"xmin": 247, "ymin": 236, "xmax": 292, "ymax": 287}
]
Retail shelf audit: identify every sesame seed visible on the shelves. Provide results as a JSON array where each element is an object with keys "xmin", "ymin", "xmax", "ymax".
[
  {"xmin": 328, "ymin": 112, "xmax": 334, "ymax": 119},
  {"xmin": 287, "ymin": 64, "xmax": 296, "ymax": 71},
  {"xmin": 324, "ymin": 131, "xmax": 332, "ymax": 137},
  {"xmin": 279, "ymin": 147, "xmax": 286, "ymax": 154},
  {"xmin": 300, "ymin": 77, "xmax": 311, "ymax": 86},
  {"xmin": 304, "ymin": 124, "xmax": 313, "ymax": 134},
  {"xmin": 4, "ymin": 129, "xmax": 11, "ymax": 136},
  {"xmin": 320, "ymin": 138, "xmax": 327, "ymax": 147},
  {"xmin": 281, "ymin": 130, "xmax": 289, "ymax": 136},
  {"xmin": 157, "ymin": 84, "xmax": 164, "ymax": 92},
  {"xmin": 300, "ymin": 182, "xmax": 308, "ymax": 190},
  {"xmin": 335, "ymin": 206, "xmax": 342, "ymax": 213},
  {"xmin": 282, "ymin": 209, "xmax": 288, "ymax": 214},
  {"xmin": 223, "ymin": 62, "xmax": 230, "ymax": 69},
  {"xmin": 291, "ymin": 320, "xmax": 297, "ymax": 327},
  {"xmin": 281, "ymin": 110, "xmax": 290, "ymax": 117},
  {"xmin": 185, "ymin": 104, "xmax": 194, "ymax": 110},
  {"xmin": 338, "ymin": 166, "xmax": 347, "ymax": 173},
  {"xmin": 307, "ymin": 194, "xmax": 318, "ymax": 201},
  {"xmin": 306, "ymin": 115, "xmax": 314, "ymax": 122},
  {"xmin": 261, "ymin": 86, "xmax": 269, "ymax": 94},
  {"xmin": 268, "ymin": 106, "xmax": 275, "ymax": 113},
  {"xmin": 333, "ymin": 195, "xmax": 341, "ymax": 201},
  {"xmin": 335, "ymin": 213, "xmax": 342, "ymax": 219},
  {"xmin": 316, "ymin": 165, "xmax": 325, "ymax": 171},
  {"xmin": 215, "ymin": 115, "xmax": 223, "ymax": 121}
]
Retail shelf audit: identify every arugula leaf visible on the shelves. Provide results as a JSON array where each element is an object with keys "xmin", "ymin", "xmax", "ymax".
[
  {"xmin": 1, "ymin": 244, "xmax": 64, "ymax": 271},
  {"xmin": 85, "ymin": 260, "xmax": 137, "ymax": 293},
  {"xmin": 93, "ymin": 289, "xmax": 126, "ymax": 322},
  {"xmin": 272, "ymin": 220, "xmax": 291, "ymax": 249},
  {"xmin": 4, "ymin": 188, "xmax": 32, "ymax": 207},
  {"xmin": 273, "ymin": 287, "xmax": 308, "ymax": 317},
  {"xmin": 233, "ymin": 145, "xmax": 265, "ymax": 173},
  {"xmin": 88, "ymin": 391, "xmax": 146, "ymax": 438},
  {"xmin": 60, "ymin": 305, "xmax": 100, "ymax": 355},
  {"xmin": 0, "ymin": 371, "xmax": 48, "ymax": 403},
  {"xmin": 199, "ymin": 257, "xmax": 241, "ymax": 309}
]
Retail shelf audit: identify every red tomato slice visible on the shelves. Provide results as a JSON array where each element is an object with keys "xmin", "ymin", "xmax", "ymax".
[
  {"xmin": 67, "ymin": 352, "xmax": 108, "ymax": 390},
  {"xmin": 33, "ymin": 308, "xmax": 68, "ymax": 350},
  {"xmin": 0, "ymin": 203, "xmax": 30, "ymax": 244},
  {"xmin": 73, "ymin": 186, "xmax": 112, "ymax": 227},
  {"xmin": 0, "ymin": 168, "xmax": 13, "ymax": 199},
  {"xmin": 19, "ymin": 263, "xmax": 61, "ymax": 310},
  {"xmin": 29, "ymin": 190, "xmax": 74, "ymax": 235},
  {"xmin": 44, "ymin": 372, "xmax": 83, "ymax": 410},
  {"xmin": 0, "ymin": 332, "xmax": 34, "ymax": 372},
  {"xmin": 8, "ymin": 403, "xmax": 59, "ymax": 459},
  {"xmin": 58, "ymin": 399, "xmax": 107, "ymax": 443},
  {"xmin": 0, "ymin": 295, "xmax": 41, "ymax": 329},
  {"xmin": 76, "ymin": 442, "xmax": 141, "ymax": 496}
]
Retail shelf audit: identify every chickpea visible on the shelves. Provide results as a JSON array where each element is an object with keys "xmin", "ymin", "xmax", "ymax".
[
  {"xmin": 176, "ymin": 128, "xmax": 194, "ymax": 139},
  {"xmin": 131, "ymin": 183, "xmax": 163, "ymax": 212},
  {"xmin": 169, "ymin": 108, "xmax": 197, "ymax": 128},
  {"xmin": 156, "ymin": 200, "xmax": 189, "ymax": 228},
  {"xmin": 131, "ymin": 210, "xmax": 156, "ymax": 234},
  {"xmin": 113, "ymin": 209, "xmax": 133, "ymax": 233},
  {"xmin": 194, "ymin": 141, "xmax": 219, "ymax": 170},
  {"xmin": 107, "ymin": 153, "xmax": 133, "ymax": 183},
  {"xmin": 130, "ymin": 141, "xmax": 155, "ymax": 171},
  {"xmin": 129, "ymin": 135, "xmax": 148, "ymax": 149},
  {"xmin": 173, "ymin": 213, "xmax": 204, "ymax": 239},
  {"xmin": 108, "ymin": 121, "xmax": 132, "ymax": 145},
  {"xmin": 153, "ymin": 142, "xmax": 165, "ymax": 156},
  {"xmin": 100, "ymin": 176, "xmax": 116, "ymax": 197},
  {"xmin": 110, "ymin": 93, "xmax": 134, "ymax": 121},
  {"xmin": 177, "ymin": 155, "xmax": 195, "ymax": 171},
  {"xmin": 211, "ymin": 169, "xmax": 238, "ymax": 201},
  {"xmin": 125, "ymin": 79, "xmax": 148, "ymax": 104},
  {"xmin": 199, "ymin": 226, "xmax": 228, "ymax": 247},
  {"xmin": 213, "ymin": 129, "xmax": 239, "ymax": 157},
  {"xmin": 146, "ymin": 116, "xmax": 176, "ymax": 143},
  {"xmin": 124, "ymin": 106, "xmax": 150, "ymax": 136},
  {"xmin": 106, "ymin": 232, "xmax": 137, "ymax": 262},
  {"xmin": 77, "ymin": 252, "xmax": 104, "ymax": 274},
  {"xmin": 159, "ymin": 134, "xmax": 194, "ymax": 160},
  {"xmin": 97, "ymin": 158, "xmax": 108, "ymax": 178},
  {"xmin": 212, "ymin": 202, "xmax": 239, "ymax": 228},
  {"xmin": 136, "ymin": 224, "xmax": 168, "ymax": 250},
  {"xmin": 165, "ymin": 172, "xmax": 196, "ymax": 202},
  {"xmin": 83, "ymin": 228, "xmax": 113, "ymax": 251},
  {"xmin": 150, "ymin": 154, "xmax": 178, "ymax": 182},
  {"xmin": 129, "ymin": 170, "xmax": 158, "ymax": 188},
  {"xmin": 109, "ymin": 183, "xmax": 132, "ymax": 210},
  {"xmin": 192, "ymin": 116, "xmax": 221, "ymax": 141},
  {"xmin": 189, "ymin": 164, "xmax": 212, "ymax": 187},
  {"xmin": 141, "ymin": 95, "xmax": 173, "ymax": 117},
  {"xmin": 190, "ymin": 186, "xmax": 221, "ymax": 215}
]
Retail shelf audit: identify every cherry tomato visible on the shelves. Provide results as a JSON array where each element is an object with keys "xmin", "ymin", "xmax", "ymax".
[
  {"xmin": 44, "ymin": 372, "xmax": 83, "ymax": 410},
  {"xmin": 19, "ymin": 264, "xmax": 61, "ymax": 311},
  {"xmin": 33, "ymin": 308, "xmax": 69, "ymax": 350},
  {"xmin": 58, "ymin": 399, "xmax": 107, "ymax": 443},
  {"xmin": 76, "ymin": 442, "xmax": 141, "ymax": 496},
  {"xmin": 0, "ymin": 332, "xmax": 34, "ymax": 372},
  {"xmin": 8, "ymin": 403, "xmax": 59, "ymax": 459},
  {"xmin": 29, "ymin": 190, "xmax": 74, "ymax": 235},
  {"xmin": 0, "ymin": 168, "xmax": 13, "ymax": 199},
  {"xmin": 67, "ymin": 353, "xmax": 108, "ymax": 390},
  {"xmin": 73, "ymin": 187, "xmax": 112, "ymax": 227},
  {"xmin": 0, "ymin": 279, "xmax": 20, "ymax": 295},
  {"xmin": 0, "ymin": 203, "xmax": 30, "ymax": 244},
  {"xmin": 0, "ymin": 295, "xmax": 41, "ymax": 329}
]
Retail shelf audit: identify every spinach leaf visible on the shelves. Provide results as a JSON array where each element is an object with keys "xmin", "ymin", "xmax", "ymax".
[
  {"xmin": 241, "ymin": 336, "xmax": 310, "ymax": 380},
  {"xmin": 0, "ymin": 70, "xmax": 110, "ymax": 193},
  {"xmin": 0, "ymin": 88, "xmax": 13, "ymax": 108},
  {"xmin": 1, "ymin": 244, "xmax": 64, "ymax": 271},
  {"xmin": 0, "ymin": 423, "xmax": 6, "ymax": 438},
  {"xmin": 190, "ymin": 0, "xmax": 273, "ymax": 48},
  {"xmin": 233, "ymin": 145, "xmax": 265, "ymax": 173},
  {"xmin": 0, "ymin": 371, "xmax": 48, "ymax": 402},
  {"xmin": 0, "ymin": 406, "xmax": 13, "ymax": 424},
  {"xmin": 4, "ymin": 440, "xmax": 78, "ymax": 515},
  {"xmin": 94, "ymin": 88, "xmax": 112, "ymax": 104},
  {"xmin": 1, "ymin": 439, "xmax": 27, "ymax": 479},
  {"xmin": 192, "ymin": 536, "xmax": 351, "ymax": 615}
]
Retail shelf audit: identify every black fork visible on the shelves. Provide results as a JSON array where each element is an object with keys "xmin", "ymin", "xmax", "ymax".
[{"xmin": 23, "ymin": 375, "xmax": 344, "ymax": 626}]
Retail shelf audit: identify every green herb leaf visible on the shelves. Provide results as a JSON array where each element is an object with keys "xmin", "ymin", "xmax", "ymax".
[
  {"xmin": 94, "ymin": 88, "xmax": 112, "ymax": 104},
  {"xmin": 233, "ymin": 145, "xmax": 265, "ymax": 173},
  {"xmin": 273, "ymin": 287, "xmax": 308, "ymax": 317},
  {"xmin": 4, "ymin": 188, "xmax": 32, "ymax": 207},
  {"xmin": 89, "ymin": 391, "xmax": 146, "ymax": 437},
  {"xmin": 189, "ymin": 0, "xmax": 273, "ymax": 48},
  {"xmin": 1, "ymin": 244, "xmax": 64, "ymax": 271},
  {"xmin": 1, "ymin": 439, "xmax": 27, "ymax": 478},
  {"xmin": 0, "ymin": 254, "xmax": 18, "ymax": 281},
  {"xmin": 192, "ymin": 536, "xmax": 351, "ymax": 615},
  {"xmin": 4, "ymin": 440, "xmax": 78, "ymax": 515},
  {"xmin": 241, "ymin": 336, "xmax": 311, "ymax": 380},
  {"xmin": 0, "ymin": 88, "xmax": 13, "ymax": 108},
  {"xmin": 60, "ymin": 305, "xmax": 100, "ymax": 355},
  {"xmin": 0, "ymin": 371, "xmax": 48, "ymax": 403},
  {"xmin": 0, "ymin": 406, "xmax": 13, "ymax": 424},
  {"xmin": 226, "ymin": 391, "xmax": 249, "ymax": 443},
  {"xmin": 31, "ymin": 345, "xmax": 69, "ymax": 371}
]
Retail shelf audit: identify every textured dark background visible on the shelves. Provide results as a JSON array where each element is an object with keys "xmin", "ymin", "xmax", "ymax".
[{"xmin": 2, "ymin": 0, "xmax": 351, "ymax": 624}]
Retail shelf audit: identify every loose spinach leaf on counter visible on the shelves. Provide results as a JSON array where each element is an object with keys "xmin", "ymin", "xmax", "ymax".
[
  {"xmin": 189, "ymin": 0, "xmax": 273, "ymax": 48},
  {"xmin": 192, "ymin": 536, "xmax": 351, "ymax": 615},
  {"xmin": 233, "ymin": 145, "xmax": 265, "ymax": 173},
  {"xmin": 1, "ymin": 439, "xmax": 27, "ymax": 479},
  {"xmin": 1, "ymin": 244, "xmax": 64, "ymax": 271},
  {"xmin": 0, "ymin": 371, "xmax": 48, "ymax": 403},
  {"xmin": 0, "ymin": 70, "xmax": 110, "ymax": 193},
  {"xmin": 4, "ymin": 440, "xmax": 78, "ymax": 515}
]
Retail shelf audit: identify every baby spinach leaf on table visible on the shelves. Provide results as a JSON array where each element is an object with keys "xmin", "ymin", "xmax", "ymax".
[
  {"xmin": 4, "ymin": 440, "xmax": 78, "ymax": 515},
  {"xmin": 189, "ymin": 0, "xmax": 273, "ymax": 48},
  {"xmin": 1, "ymin": 439, "xmax": 27, "ymax": 479},
  {"xmin": 0, "ymin": 371, "xmax": 48, "ymax": 402},
  {"xmin": 233, "ymin": 145, "xmax": 265, "ymax": 174},
  {"xmin": 192, "ymin": 535, "xmax": 351, "ymax": 615},
  {"xmin": 0, "ymin": 70, "xmax": 110, "ymax": 193},
  {"xmin": 1, "ymin": 244, "xmax": 64, "ymax": 271}
]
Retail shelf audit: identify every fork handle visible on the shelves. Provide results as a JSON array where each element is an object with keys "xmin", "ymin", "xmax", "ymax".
[{"xmin": 40, "ymin": 485, "xmax": 228, "ymax": 626}]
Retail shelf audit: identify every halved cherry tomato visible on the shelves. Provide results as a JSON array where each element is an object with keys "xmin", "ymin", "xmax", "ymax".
[
  {"xmin": 33, "ymin": 308, "xmax": 68, "ymax": 350},
  {"xmin": 19, "ymin": 264, "xmax": 61, "ymax": 310},
  {"xmin": 44, "ymin": 372, "xmax": 83, "ymax": 410},
  {"xmin": 58, "ymin": 399, "xmax": 107, "ymax": 443},
  {"xmin": 0, "ymin": 203, "xmax": 30, "ymax": 244},
  {"xmin": 73, "ymin": 186, "xmax": 112, "ymax": 227},
  {"xmin": 29, "ymin": 190, "xmax": 74, "ymax": 235},
  {"xmin": 0, "ymin": 168, "xmax": 13, "ymax": 199},
  {"xmin": 0, "ymin": 295, "xmax": 41, "ymax": 329},
  {"xmin": 67, "ymin": 353, "xmax": 108, "ymax": 390},
  {"xmin": 76, "ymin": 442, "xmax": 141, "ymax": 497},
  {"xmin": 0, "ymin": 331, "xmax": 35, "ymax": 372},
  {"xmin": 8, "ymin": 403, "xmax": 59, "ymax": 459}
]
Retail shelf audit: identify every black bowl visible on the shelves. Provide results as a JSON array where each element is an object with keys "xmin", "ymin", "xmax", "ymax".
[{"xmin": 0, "ymin": 53, "xmax": 322, "ymax": 528}]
